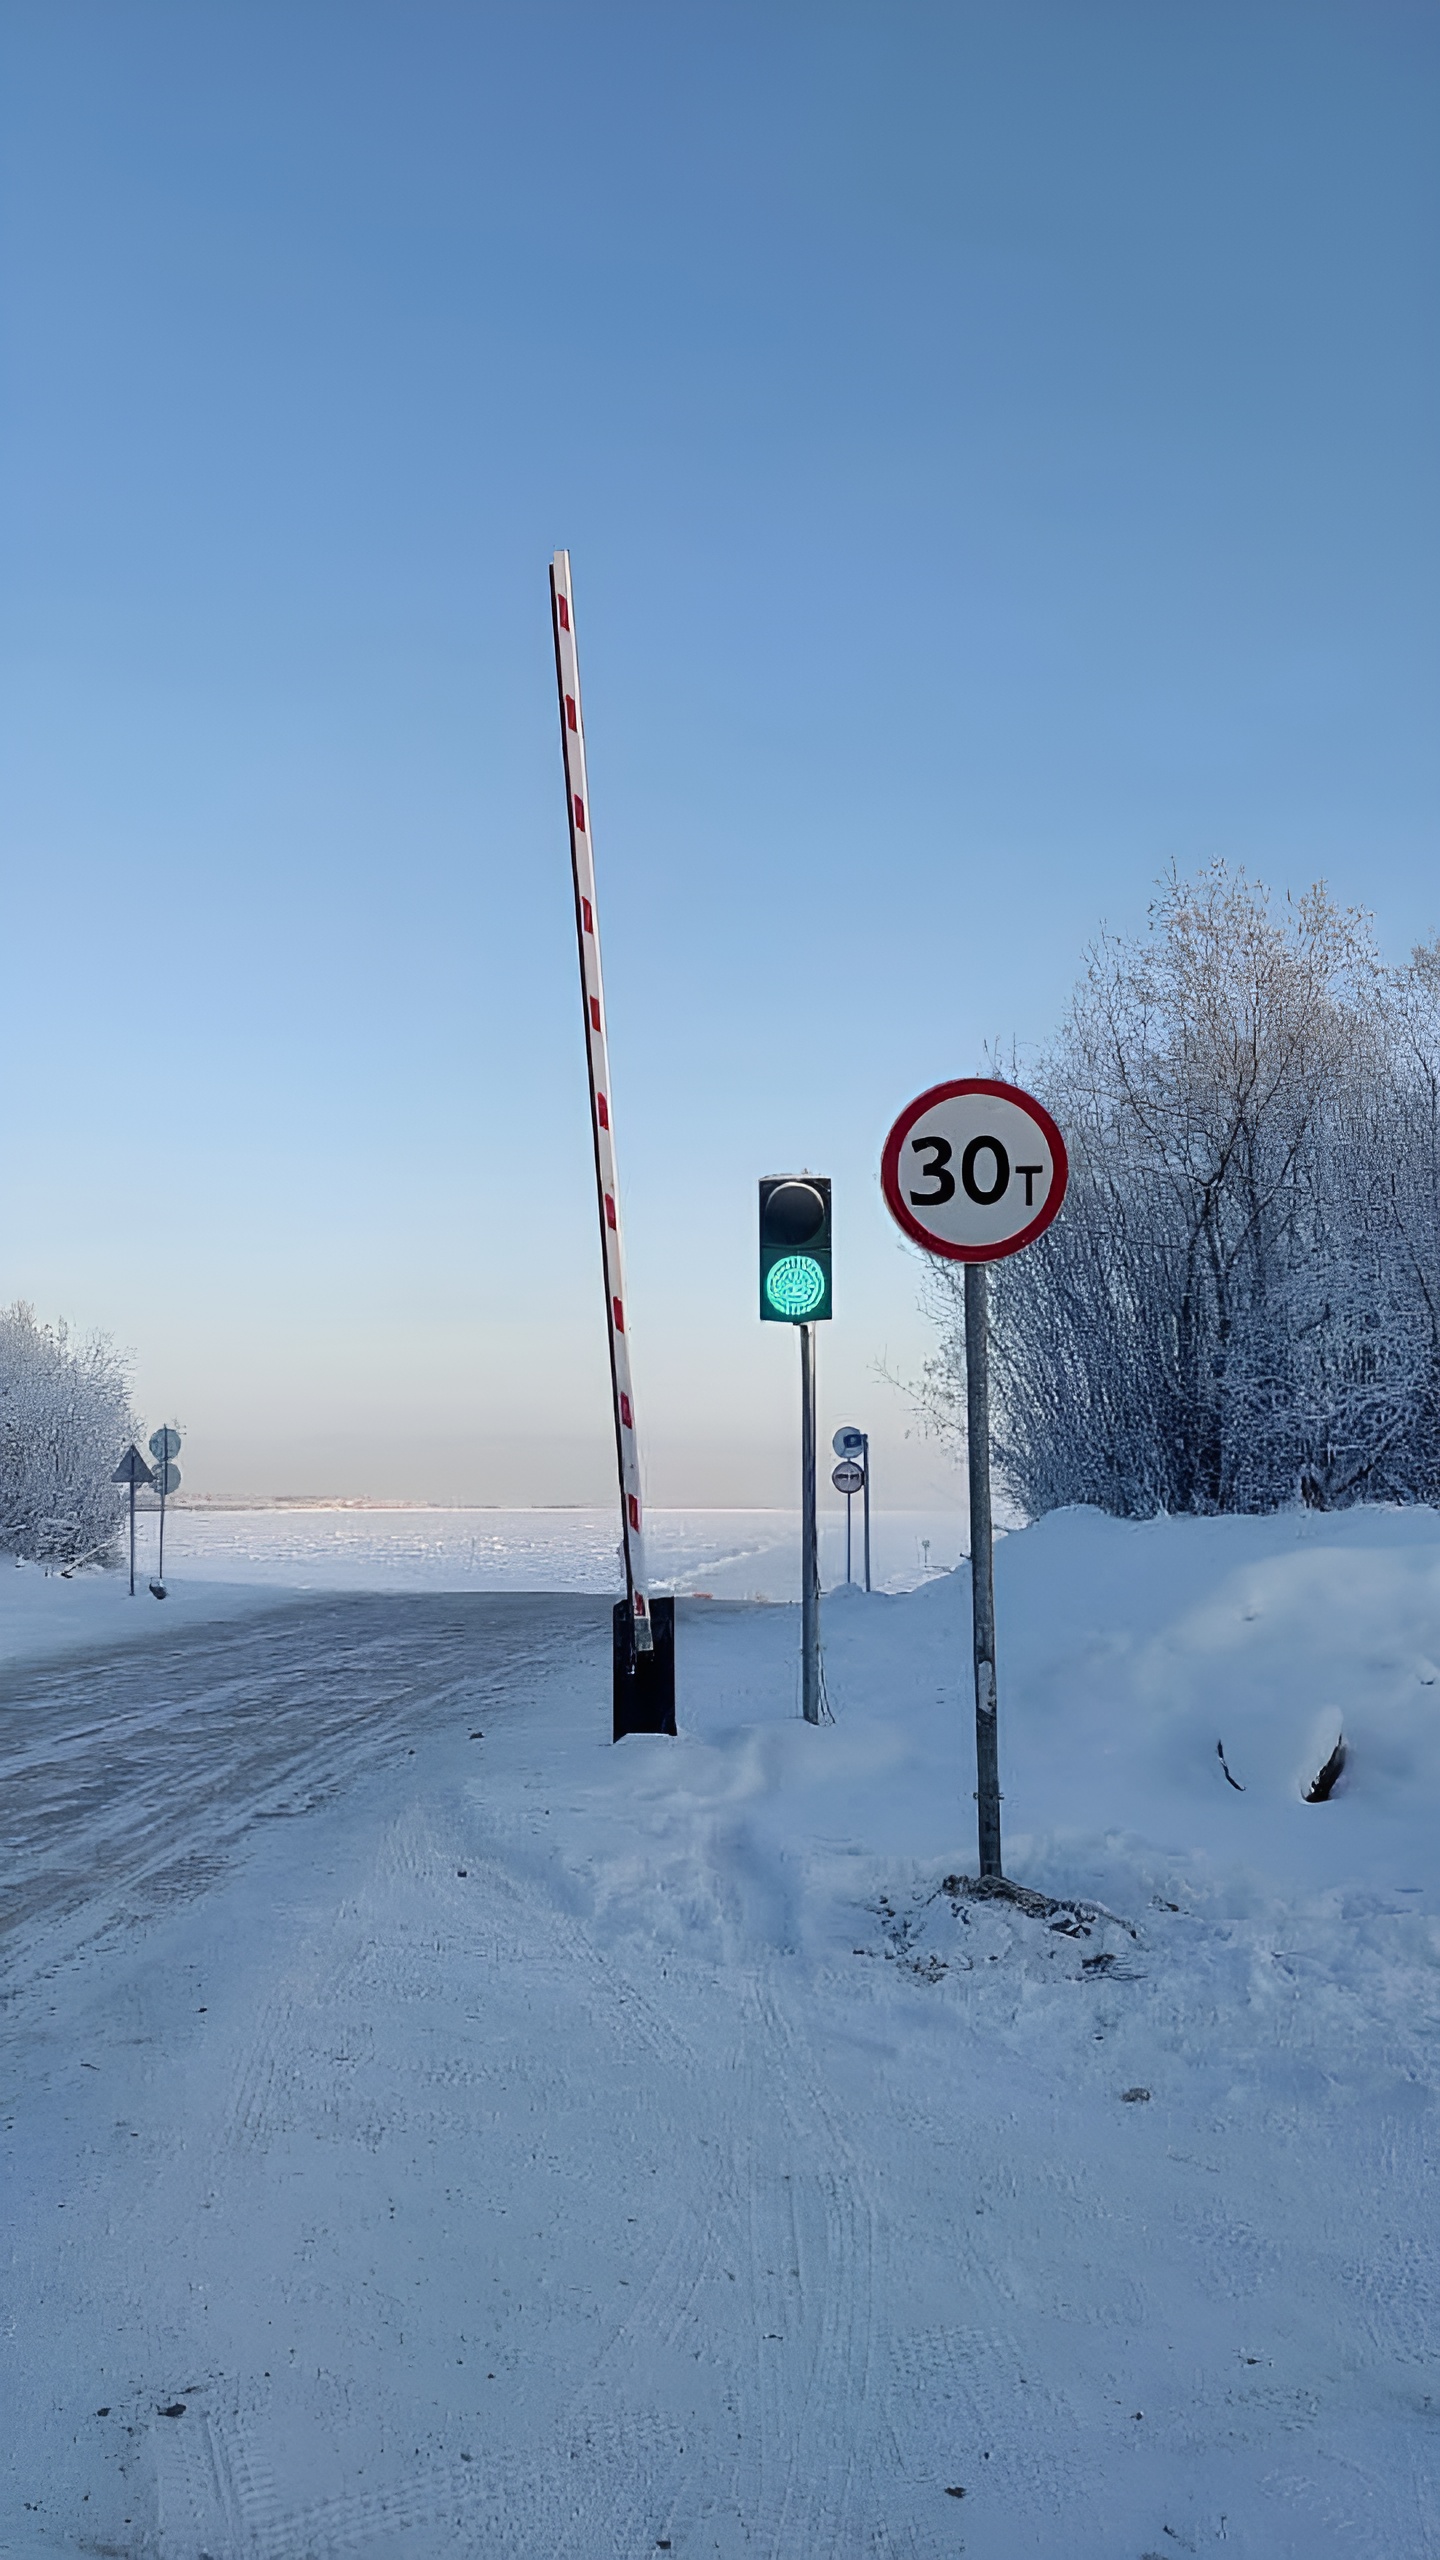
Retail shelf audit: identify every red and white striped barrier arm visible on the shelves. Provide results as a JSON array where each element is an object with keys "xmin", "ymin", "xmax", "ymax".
[{"xmin": 549, "ymin": 551, "xmax": 654, "ymax": 1652}]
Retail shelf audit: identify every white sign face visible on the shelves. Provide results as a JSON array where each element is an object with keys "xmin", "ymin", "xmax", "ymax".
[
  {"xmin": 832, "ymin": 1426, "xmax": 865, "ymax": 1459},
  {"xmin": 831, "ymin": 1459, "xmax": 865, "ymax": 1495},
  {"xmin": 880, "ymin": 1078, "xmax": 1068, "ymax": 1264}
]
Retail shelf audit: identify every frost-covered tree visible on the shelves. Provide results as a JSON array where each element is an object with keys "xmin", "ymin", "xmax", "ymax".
[
  {"xmin": 921, "ymin": 867, "xmax": 1440, "ymax": 1517},
  {"xmin": 0, "ymin": 1303, "xmax": 141, "ymax": 1567}
]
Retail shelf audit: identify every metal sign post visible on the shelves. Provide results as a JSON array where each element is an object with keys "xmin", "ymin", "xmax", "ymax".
[
  {"xmin": 549, "ymin": 552, "xmax": 674, "ymax": 1738},
  {"xmin": 832, "ymin": 1456, "xmax": 864, "ymax": 1582},
  {"xmin": 832, "ymin": 1426, "xmax": 869, "ymax": 1591},
  {"xmin": 962, "ymin": 1263, "xmax": 1001, "ymax": 1874},
  {"xmin": 880, "ymin": 1078, "xmax": 1068, "ymax": 1879},
  {"xmin": 148, "ymin": 1428, "xmax": 181, "ymax": 1598},
  {"xmin": 863, "ymin": 1435, "xmax": 871, "ymax": 1590},
  {"xmin": 111, "ymin": 1445, "xmax": 155, "ymax": 1596}
]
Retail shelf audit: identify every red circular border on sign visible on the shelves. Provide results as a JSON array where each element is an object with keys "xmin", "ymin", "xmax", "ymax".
[{"xmin": 880, "ymin": 1077, "xmax": 1070, "ymax": 1264}]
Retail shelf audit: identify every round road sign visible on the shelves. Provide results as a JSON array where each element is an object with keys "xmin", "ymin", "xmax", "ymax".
[
  {"xmin": 831, "ymin": 1459, "xmax": 865, "ymax": 1495},
  {"xmin": 832, "ymin": 1425, "xmax": 865, "ymax": 1459},
  {"xmin": 149, "ymin": 1426, "xmax": 181, "ymax": 1464},
  {"xmin": 880, "ymin": 1078, "xmax": 1068, "ymax": 1263}
]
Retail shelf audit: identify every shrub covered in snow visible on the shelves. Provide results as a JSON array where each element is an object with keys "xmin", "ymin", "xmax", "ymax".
[
  {"xmin": 924, "ymin": 865, "xmax": 1440, "ymax": 1517},
  {"xmin": 0, "ymin": 1303, "xmax": 141, "ymax": 1567}
]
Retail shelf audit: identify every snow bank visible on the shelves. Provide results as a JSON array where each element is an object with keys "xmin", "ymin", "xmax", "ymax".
[
  {"xmin": 0, "ymin": 1556, "xmax": 290, "ymax": 1671},
  {"xmin": 542, "ymin": 1504, "xmax": 1440, "ymax": 1957}
]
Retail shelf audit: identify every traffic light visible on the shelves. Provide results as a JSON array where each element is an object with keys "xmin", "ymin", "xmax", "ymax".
[{"xmin": 759, "ymin": 1176, "xmax": 832, "ymax": 1322}]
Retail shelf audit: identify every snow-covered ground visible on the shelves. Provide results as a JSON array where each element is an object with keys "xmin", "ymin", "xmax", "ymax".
[
  {"xmin": 0, "ymin": 1558, "xmax": 287, "ymax": 1671},
  {"xmin": 3, "ymin": 1506, "xmax": 1438, "ymax": 2557}
]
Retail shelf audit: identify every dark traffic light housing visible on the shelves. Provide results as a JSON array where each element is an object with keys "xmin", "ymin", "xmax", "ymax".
[{"xmin": 759, "ymin": 1176, "xmax": 832, "ymax": 1323}]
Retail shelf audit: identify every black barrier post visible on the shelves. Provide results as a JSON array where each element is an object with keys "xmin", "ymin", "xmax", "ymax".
[{"xmin": 613, "ymin": 1595, "xmax": 676, "ymax": 1741}]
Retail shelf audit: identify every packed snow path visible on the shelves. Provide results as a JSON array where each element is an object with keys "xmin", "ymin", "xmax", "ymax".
[
  {"xmin": 0, "ymin": 1593, "xmax": 597, "ymax": 1998},
  {"xmin": 3, "ymin": 1517, "xmax": 1439, "ymax": 2559}
]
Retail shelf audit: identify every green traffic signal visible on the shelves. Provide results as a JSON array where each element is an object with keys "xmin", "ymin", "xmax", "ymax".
[
  {"xmin": 759, "ymin": 1177, "xmax": 832, "ymax": 1322},
  {"xmin": 765, "ymin": 1255, "xmax": 826, "ymax": 1317}
]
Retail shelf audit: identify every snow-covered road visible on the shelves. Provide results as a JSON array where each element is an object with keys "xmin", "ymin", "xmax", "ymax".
[
  {"xmin": 4, "ymin": 1517, "xmax": 1439, "ymax": 2559},
  {"xmin": 0, "ymin": 1595, "xmax": 599, "ymax": 1996}
]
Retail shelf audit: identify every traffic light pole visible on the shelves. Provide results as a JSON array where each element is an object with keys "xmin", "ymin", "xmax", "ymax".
[
  {"xmin": 800, "ymin": 1322, "xmax": 820, "ymax": 1724},
  {"xmin": 964, "ymin": 1262, "xmax": 1002, "ymax": 1877}
]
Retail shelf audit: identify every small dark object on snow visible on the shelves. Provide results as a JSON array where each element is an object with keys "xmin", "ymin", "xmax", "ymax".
[
  {"xmin": 457, "ymin": 1870, "xmax": 468, "ymax": 1878},
  {"xmin": 944, "ymin": 2484, "xmax": 967, "ymax": 2497},
  {"xmin": 1216, "ymin": 1739, "xmax": 1244, "ymax": 1790},
  {"xmin": 158, "ymin": 2402, "xmax": 186, "ymax": 2419},
  {"xmin": 1304, "ymin": 1737, "xmax": 1347, "ymax": 1803},
  {"xmin": 469, "ymin": 1731, "xmax": 484, "ymax": 1739},
  {"xmin": 1121, "ymin": 2086, "xmax": 1151, "ymax": 2103},
  {"xmin": 95, "ymin": 2408, "xmax": 109, "ymax": 2417},
  {"xmin": 149, "ymin": 1581, "xmax": 167, "ymax": 1601},
  {"xmin": 942, "ymin": 1873, "xmax": 1138, "ymax": 1938},
  {"xmin": 1082, "ymin": 1949, "xmax": 1147, "ymax": 1980}
]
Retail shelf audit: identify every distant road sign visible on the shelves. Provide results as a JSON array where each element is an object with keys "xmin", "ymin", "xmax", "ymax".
[
  {"xmin": 832, "ymin": 1459, "xmax": 865, "ymax": 1495},
  {"xmin": 880, "ymin": 1078, "xmax": 1068, "ymax": 1263},
  {"xmin": 149, "ymin": 1427, "xmax": 181, "ymax": 1463},
  {"xmin": 112, "ymin": 1446, "xmax": 155, "ymax": 1488},
  {"xmin": 832, "ymin": 1425, "xmax": 865, "ymax": 1459},
  {"xmin": 155, "ymin": 1462, "xmax": 181, "ymax": 1497}
]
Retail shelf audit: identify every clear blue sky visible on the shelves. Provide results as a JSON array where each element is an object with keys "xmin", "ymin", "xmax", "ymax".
[{"xmin": 2, "ymin": 0, "xmax": 1436, "ymax": 1507}]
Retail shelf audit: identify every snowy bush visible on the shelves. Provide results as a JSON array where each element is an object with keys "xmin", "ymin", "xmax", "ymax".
[
  {"xmin": 0, "ymin": 1303, "xmax": 141, "ymax": 1567},
  {"xmin": 922, "ymin": 865, "xmax": 1440, "ymax": 1517}
]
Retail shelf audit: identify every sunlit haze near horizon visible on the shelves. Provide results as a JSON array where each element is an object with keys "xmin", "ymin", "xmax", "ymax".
[{"xmin": 2, "ymin": 1, "xmax": 1436, "ymax": 1510}]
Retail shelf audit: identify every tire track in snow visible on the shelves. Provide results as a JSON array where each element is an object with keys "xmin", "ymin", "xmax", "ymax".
[
  {"xmin": 0, "ymin": 1593, "xmax": 601, "ymax": 1998},
  {"xmin": 179, "ymin": 1794, "xmax": 716, "ymax": 2559},
  {"xmin": 632, "ymin": 1959, "xmax": 913, "ymax": 2560},
  {"xmin": 152, "ymin": 2402, "xmax": 251, "ymax": 2559}
]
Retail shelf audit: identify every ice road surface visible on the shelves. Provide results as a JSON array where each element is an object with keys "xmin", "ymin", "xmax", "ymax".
[
  {"xmin": 3, "ymin": 1505, "xmax": 1438, "ymax": 2559},
  {"xmin": 160, "ymin": 1505, "xmax": 964, "ymax": 1604},
  {"xmin": 0, "ymin": 1508, "xmax": 963, "ymax": 1675}
]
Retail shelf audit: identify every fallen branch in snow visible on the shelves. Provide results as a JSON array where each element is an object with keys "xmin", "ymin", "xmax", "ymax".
[
  {"xmin": 1081, "ymin": 1948, "xmax": 1147, "ymax": 1980},
  {"xmin": 938, "ymin": 1873, "xmax": 1139, "ymax": 1939},
  {"xmin": 1216, "ymin": 1740, "xmax": 1245, "ymax": 1791},
  {"xmin": 1304, "ymin": 1736, "xmax": 1347, "ymax": 1802}
]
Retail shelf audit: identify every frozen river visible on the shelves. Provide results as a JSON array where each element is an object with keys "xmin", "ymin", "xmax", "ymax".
[{"xmin": 157, "ymin": 1503, "xmax": 964, "ymax": 1601}]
